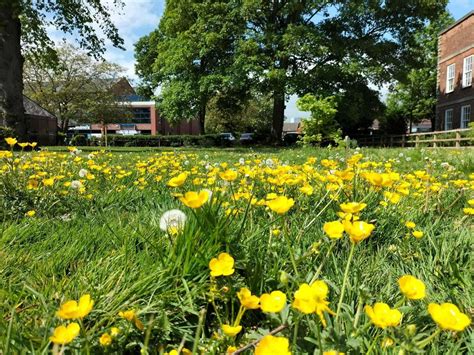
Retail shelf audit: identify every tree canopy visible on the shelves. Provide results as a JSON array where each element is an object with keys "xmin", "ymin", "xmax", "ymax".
[
  {"xmin": 23, "ymin": 43, "xmax": 127, "ymax": 133},
  {"xmin": 136, "ymin": 0, "xmax": 448, "ymax": 141},
  {"xmin": 0, "ymin": 0, "xmax": 124, "ymax": 138}
]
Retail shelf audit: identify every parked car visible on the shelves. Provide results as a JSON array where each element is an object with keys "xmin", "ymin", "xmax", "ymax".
[
  {"xmin": 219, "ymin": 133, "xmax": 236, "ymax": 141},
  {"xmin": 239, "ymin": 132, "xmax": 254, "ymax": 145}
]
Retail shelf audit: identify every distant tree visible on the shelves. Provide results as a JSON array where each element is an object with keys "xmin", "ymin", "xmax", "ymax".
[
  {"xmin": 80, "ymin": 91, "xmax": 133, "ymax": 147},
  {"xmin": 383, "ymin": 12, "xmax": 454, "ymax": 133},
  {"xmin": 334, "ymin": 82, "xmax": 385, "ymax": 136},
  {"xmin": 297, "ymin": 94, "xmax": 339, "ymax": 146},
  {"xmin": 23, "ymin": 43, "xmax": 127, "ymax": 133},
  {"xmin": 0, "ymin": 0, "xmax": 123, "ymax": 138},
  {"xmin": 135, "ymin": 0, "xmax": 246, "ymax": 134}
]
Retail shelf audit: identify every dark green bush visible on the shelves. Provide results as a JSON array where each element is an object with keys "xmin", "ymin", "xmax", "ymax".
[{"xmin": 106, "ymin": 134, "xmax": 227, "ymax": 148}]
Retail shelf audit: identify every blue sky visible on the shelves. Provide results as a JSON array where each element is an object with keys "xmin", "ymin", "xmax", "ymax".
[{"xmin": 48, "ymin": 0, "xmax": 474, "ymax": 120}]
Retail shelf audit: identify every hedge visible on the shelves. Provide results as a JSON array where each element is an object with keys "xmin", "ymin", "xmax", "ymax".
[{"xmin": 88, "ymin": 134, "xmax": 234, "ymax": 148}]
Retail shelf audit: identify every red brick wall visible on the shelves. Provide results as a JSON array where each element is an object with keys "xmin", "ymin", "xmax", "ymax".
[{"xmin": 437, "ymin": 14, "xmax": 474, "ymax": 130}]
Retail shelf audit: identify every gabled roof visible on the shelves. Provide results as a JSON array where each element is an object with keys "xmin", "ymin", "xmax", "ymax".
[
  {"xmin": 23, "ymin": 95, "xmax": 56, "ymax": 119},
  {"xmin": 439, "ymin": 11, "xmax": 474, "ymax": 35}
]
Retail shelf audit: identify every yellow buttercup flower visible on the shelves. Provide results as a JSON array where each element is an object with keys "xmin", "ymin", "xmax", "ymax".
[
  {"xmin": 179, "ymin": 190, "xmax": 210, "ymax": 208},
  {"xmin": 25, "ymin": 210, "xmax": 36, "ymax": 217},
  {"xmin": 365, "ymin": 303, "xmax": 402, "ymax": 328},
  {"xmin": 405, "ymin": 221, "xmax": 416, "ymax": 229},
  {"xmin": 167, "ymin": 172, "xmax": 188, "ymax": 187},
  {"xmin": 209, "ymin": 252, "xmax": 235, "ymax": 277},
  {"xmin": 5, "ymin": 137, "xmax": 17, "ymax": 147},
  {"xmin": 219, "ymin": 169, "xmax": 238, "ymax": 181},
  {"xmin": 412, "ymin": 230, "xmax": 423, "ymax": 238},
  {"xmin": 343, "ymin": 221, "xmax": 375, "ymax": 243},
  {"xmin": 398, "ymin": 275, "xmax": 426, "ymax": 300},
  {"xmin": 222, "ymin": 324, "xmax": 242, "ymax": 337},
  {"xmin": 254, "ymin": 335, "xmax": 291, "ymax": 355},
  {"xmin": 42, "ymin": 178, "xmax": 55, "ymax": 187},
  {"xmin": 428, "ymin": 303, "xmax": 471, "ymax": 331},
  {"xmin": 266, "ymin": 196, "xmax": 295, "ymax": 214},
  {"xmin": 118, "ymin": 309, "xmax": 144, "ymax": 330},
  {"xmin": 56, "ymin": 294, "xmax": 94, "ymax": 319},
  {"xmin": 260, "ymin": 290, "xmax": 286, "ymax": 313},
  {"xmin": 323, "ymin": 351, "xmax": 344, "ymax": 355},
  {"xmin": 49, "ymin": 322, "xmax": 80, "ymax": 344},
  {"xmin": 293, "ymin": 281, "xmax": 335, "ymax": 326},
  {"xmin": 323, "ymin": 221, "xmax": 345, "ymax": 239},
  {"xmin": 168, "ymin": 348, "xmax": 192, "ymax": 355},
  {"xmin": 237, "ymin": 288, "xmax": 260, "ymax": 309},
  {"xmin": 339, "ymin": 202, "xmax": 367, "ymax": 214},
  {"xmin": 99, "ymin": 333, "xmax": 112, "ymax": 346},
  {"xmin": 18, "ymin": 142, "xmax": 29, "ymax": 149},
  {"xmin": 110, "ymin": 327, "xmax": 120, "ymax": 337}
]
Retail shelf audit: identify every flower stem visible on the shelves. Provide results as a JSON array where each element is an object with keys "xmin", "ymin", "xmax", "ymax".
[{"xmin": 336, "ymin": 242, "xmax": 356, "ymax": 321}]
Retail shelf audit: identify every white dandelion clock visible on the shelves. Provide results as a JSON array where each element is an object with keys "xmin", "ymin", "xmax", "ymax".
[{"xmin": 160, "ymin": 209, "xmax": 187, "ymax": 234}]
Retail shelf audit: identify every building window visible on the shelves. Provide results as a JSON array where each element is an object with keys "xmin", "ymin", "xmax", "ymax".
[
  {"xmin": 444, "ymin": 109, "xmax": 453, "ymax": 130},
  {"xmin": 446, "ymin": 64, "xmax": 455, "ymax": 93},
  {"xmin": 132, "ymin": 107, "xmax": 151, "ymax": 123},
  {"xmin": 461, "ymin": 105, "xmax": 471, "ymax": 128},
  {"xmin": 463, "ymin": 56, "xmax": 473, "ymax": 87}
]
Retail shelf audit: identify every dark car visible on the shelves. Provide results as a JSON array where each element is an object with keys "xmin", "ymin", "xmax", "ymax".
[{"xmin": 239, "ymin": 132, "xmax": 254, "ymax": 145}]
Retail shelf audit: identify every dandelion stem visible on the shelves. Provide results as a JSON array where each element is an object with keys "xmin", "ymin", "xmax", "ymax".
[{"xmin": 336, "ymin": 242, "xmax": 356, "ymax": 322}]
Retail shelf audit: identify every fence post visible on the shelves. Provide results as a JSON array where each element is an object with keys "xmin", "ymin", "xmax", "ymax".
[
  {"xmin": 401, "ymin": 135, "xmax": 406, "ymax": 148},
  {"xmin": 390, "ymin": 136, "xmax": 394, "ymax": 147},
  {"xmin": 456, "ymin": 130, "xmax": 461, "ymax": 148},
  {"xmin": 415, "ymin": 135, "xmax": 419, "ymax": 148},
  {"xmin": 433, "ymin": 133, "xmax": 437, "ymax": 148}
]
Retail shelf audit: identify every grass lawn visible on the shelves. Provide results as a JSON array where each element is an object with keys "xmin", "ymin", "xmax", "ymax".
[{"xmin": 0, "ymin": 146, "xmax": 473, "ymax": 354}]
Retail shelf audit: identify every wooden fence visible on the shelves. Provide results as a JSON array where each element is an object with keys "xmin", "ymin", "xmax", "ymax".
[{"xmin": 353, "ymin": 128, "xmax": 473, "ymax": 148}]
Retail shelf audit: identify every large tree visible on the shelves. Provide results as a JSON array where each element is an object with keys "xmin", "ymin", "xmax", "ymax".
[
  {"xmin": 137, "ymin": 0, "xmax": 447, "ymax": 141},
  {"xmin": 23, "ymin": 43, "xmax": 126, "ymax": 133},
  {"xmin": 237, "ymin": 0, "xmax": 448, "ymax": 141},
  {"xmin": 0, "ymin": 0, "xmax": 123, "ymax": 139},
  {"xmin": 135, "ymin": 0, "xmax": 246, "ymax": 134}
]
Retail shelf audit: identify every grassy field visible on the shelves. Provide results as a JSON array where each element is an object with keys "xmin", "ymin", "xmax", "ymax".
[{"xmin": 0, "ymin": 146, "xmax": 473, "ymax": 354}]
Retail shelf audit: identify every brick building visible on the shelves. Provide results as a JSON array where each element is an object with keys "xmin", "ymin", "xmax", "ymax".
[
  {"xmin": 69, "ymin": 78, "xmax": 201, "ymax": 136},
  {"xmin": 436, "ymin": 11, "xmax": 473, "ymax": 130}
]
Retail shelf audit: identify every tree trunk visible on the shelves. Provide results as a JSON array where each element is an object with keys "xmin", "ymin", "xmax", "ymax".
[
  {"xmin": 198, "ymin": 101, "xmax": 206, "ymax": 134},
  {"xmin": 0, "ymin": 1, "xmax": 26, "ymax": 138},
  {"xmin": 271, "ymin": 85, "xmax": 285, "ymax": 143}
]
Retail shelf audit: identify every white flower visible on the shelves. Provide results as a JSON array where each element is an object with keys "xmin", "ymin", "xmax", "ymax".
[
  {"xmin": 239, "ymin": 158, "xmax": 245, "ymax": 165},
  {"xmin": 265, "ymin": 158, "xmax": 274, "ymax": 167},
  {"xmin": 440, "ymin": 162, "xmax": 449, "ymax": 168},
  {"xmin": 78, "ymin": 169, "xmax": 88, "ymax": 178},
  {"xmin": 159, "ymin": 209, "xmax": 187, "ymax": 232},
  {"xmin": 406, "ymin": 157, "xmax": 412, "ymax": 162},
  {"xmin": 71, "ymin": 180, "xmax": 83, "ymax": 189},
  {"xmin": 87, "ymin": 153, "xmax": 95, "ymax": 160}
]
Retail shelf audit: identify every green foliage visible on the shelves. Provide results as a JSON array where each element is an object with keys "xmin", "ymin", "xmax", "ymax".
[
  {"xmin": 205, "ymin": 93, "xmax": 273, "ymax": 136},
  {"xmin": 297, "ymin": 94, "xmax": 340, "ymax": 146},
  {"xmin": 105, "ymin": 134, "xmax": 231, "ymax": 148},
  {"xmin": 19, "ymin": 0, "xmax": 124, "ymax": 62},
  {"xmin": 135, "ymin": 0, "xmax": 246, "ymax": 132},
  {"xmin": 383, "ymin": 13, "xmax": 454, "ymax": 133},
  {"xmin": 136, "ymin": 0, "xmax": 449, "ymax": 139}
]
